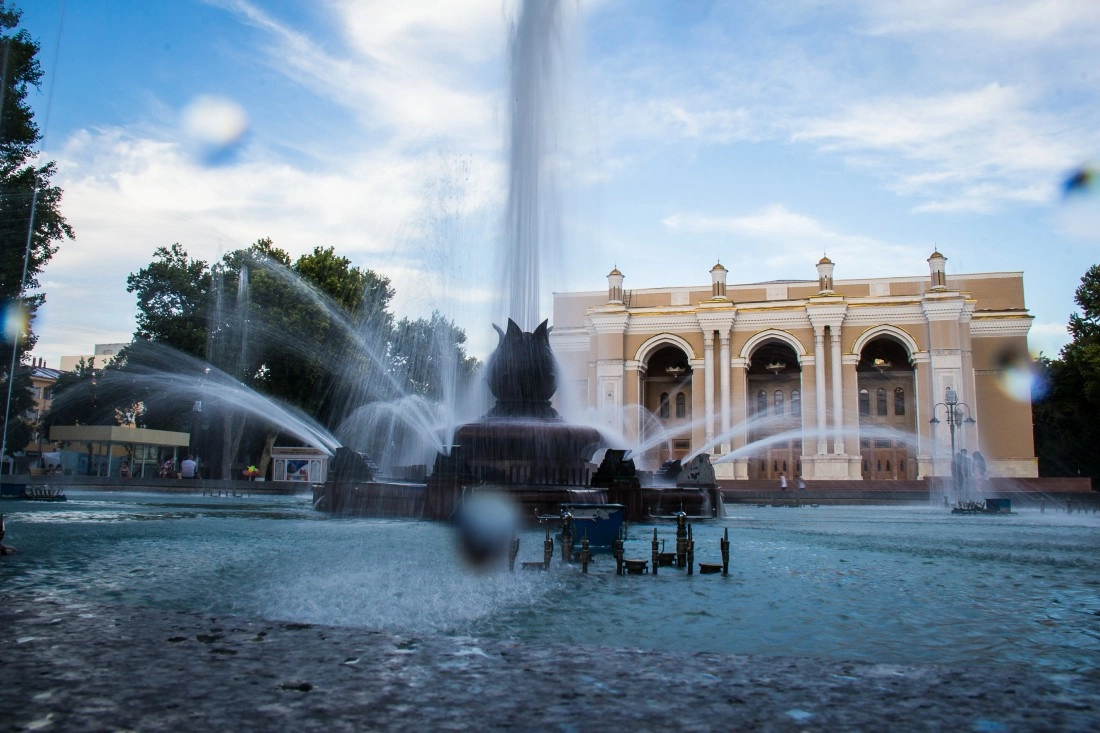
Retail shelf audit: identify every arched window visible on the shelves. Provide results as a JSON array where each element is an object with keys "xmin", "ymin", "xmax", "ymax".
[
  {"xmin": 876, "ymin": 387, "xmax": 888, "ymax": 416},
  {"xmin": 774, "ymin": 390, "xmax": 784, "ymax": 415},
  {"xmin": 676, "ymin": 392, "xmax": 687, "ymax": 419},
  {"xmin": 791, "ymin": 390, "xmax": 801, "ymax": 416},
  {"xmin": 859, "ymin": 388, "xmax": 870, "ymax": 416},
  {"xmin": 659, "ymin": 392, "xmax": 670, "ymax": 419},
  {"xmin": 756, "ymin": 390, "xmax": 768, "ymax": 416},
  {"xmin": 894, "ymin": 387, "xmax": 905, "ymax": 416}
]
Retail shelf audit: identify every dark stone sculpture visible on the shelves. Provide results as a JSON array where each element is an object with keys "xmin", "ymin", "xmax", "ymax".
[{"xmin": 485, "ymin": 319, "xmax": 559, "ymax": 418}]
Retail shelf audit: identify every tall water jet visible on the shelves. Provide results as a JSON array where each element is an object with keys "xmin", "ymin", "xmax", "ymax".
[{"xmin": 502, "ymin": 0, "xmax": 564, "ymax": 331}]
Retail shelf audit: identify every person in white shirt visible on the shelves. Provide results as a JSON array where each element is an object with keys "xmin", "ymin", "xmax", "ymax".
[{"xmin": 180, "ymin": 455, "xmax": 198, "ymax": 479}]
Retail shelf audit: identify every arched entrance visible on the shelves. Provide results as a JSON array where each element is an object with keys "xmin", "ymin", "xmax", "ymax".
[
  {"xmin": 746, "ymin": 340, "xmax": 803, "ymax": 481},
  {"xmin": 856, "ymin": 337, "xmax": 917, "ymax": 480},
  {"xmin": 641, "ymin": 345, "xmax": 693, "ymax": 466}
]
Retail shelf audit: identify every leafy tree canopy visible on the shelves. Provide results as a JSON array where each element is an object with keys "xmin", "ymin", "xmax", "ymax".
[
  {"xmin": 1033, "ymin": 265, "xmax": 1100, "ymax": 483},
  {"xmin": 125, "ymin": 243, "xmax": 212, "ymax": 359},
  {"xmin": 1, "ymin": 1, "xmax": 73, "ymax": 459}
]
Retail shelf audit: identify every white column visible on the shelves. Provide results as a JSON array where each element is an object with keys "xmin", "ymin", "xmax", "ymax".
[
  {"xmin": 703, "ymin": 331, "xmax": 715, "ymax": 447},
  {"xmin": 830, "ymin": 328, "xmax": 844, "ymax": 454},
  {"xmin": 719, "ymin": 332, "xmax": 731, "ymax": 454},
  {"xmin": 814, "ymin": 327, "xmax": 827, "ymax": 455}
]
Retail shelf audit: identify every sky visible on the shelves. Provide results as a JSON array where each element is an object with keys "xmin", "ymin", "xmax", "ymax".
[{"xmin": 15, "ymin": 0, "xmax": 1100, "ymax": 366}]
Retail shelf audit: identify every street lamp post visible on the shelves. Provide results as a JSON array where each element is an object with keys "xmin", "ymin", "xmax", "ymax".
[{"xmin": 930, "ymin": 387, "xmax": 976, "ymax": 504}]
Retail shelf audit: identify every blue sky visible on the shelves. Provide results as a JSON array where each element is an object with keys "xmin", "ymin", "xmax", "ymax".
[{"xmin": 17, "ymin": 0, "xmax": 1100, "ymax": 365}]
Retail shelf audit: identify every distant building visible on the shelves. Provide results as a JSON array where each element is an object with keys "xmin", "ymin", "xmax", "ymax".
[
  {"xmin": 59, "ymin": 342, "xmax": 129, "ymax": 372},
  {"xmin": 21, "ymin": 357, "xmax": 63, "ymax": 456},
  {"xmin": 551, "ymin": 251, "xmax": 1037, "ymax": 481}
]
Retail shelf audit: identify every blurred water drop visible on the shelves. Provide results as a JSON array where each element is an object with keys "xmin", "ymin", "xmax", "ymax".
[
  {"xmin": 996, "ymin": 346, "xmax": 1043, "ymax": 402},
  {"xmin": 2, "ymin": 301, "xmax": 29, "ymax": 343},
  {"xmin": 1063, "ymin": 165, "xmax": 1095, "ymax": 197},
  {"xmin": 454, "ymin": 492, "xmax": 519, "ymax": 570},
  {"xmin": 181, "ymin": 95, "xmax": 249, "ymax": 165}
]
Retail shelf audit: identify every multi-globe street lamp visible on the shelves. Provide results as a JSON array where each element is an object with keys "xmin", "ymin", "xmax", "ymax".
[{"xmin": 930, "ymin": 387, "xmax": 976, "ymax": 502}]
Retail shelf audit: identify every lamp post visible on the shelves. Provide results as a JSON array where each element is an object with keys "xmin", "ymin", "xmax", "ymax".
[{"xmin": 930, "ymin": 387, "xmax": 976, "ymax": 504}]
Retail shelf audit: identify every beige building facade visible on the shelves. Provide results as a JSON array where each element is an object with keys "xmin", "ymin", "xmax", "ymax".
[{"xmin": 551, "ymin": 251, "xmax": 1038, "ymax": 482}]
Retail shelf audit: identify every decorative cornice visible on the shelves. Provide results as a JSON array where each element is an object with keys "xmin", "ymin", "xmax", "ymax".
[
  {"xmin": 588, "ymin": 312, "xmax": 630, "ymax": 333},
  {"xmin": 806, "ymin": 301, "xmax": 847, "ymax": 329},
  {"xmin": 595, "ymin": 361, "xmax": 625, "ymax": 378},
  {"xmin": 733, "ymin": 310, "xmax": 810, "ymax": 331},
  {"xmin": 843, "ymin": 305, "xmax": 926, "ymax": 327},
  {"xmin": 548, "ymin": 328, "xmax": 590, "ymax": 352},
  {"xmin": 969, "ymin": 314, "xmax": 1034, "ymax": 338},
  {"xmin": 696, "ymin": 311, "xmax": 736, "ymax": 333},
  {"xmin": 625, "ymin": 314, "xmax": 704, "ymax": 334},
  {"xmin": 920, "ymin": 297, "xmax": 968, "ymax": 321}
]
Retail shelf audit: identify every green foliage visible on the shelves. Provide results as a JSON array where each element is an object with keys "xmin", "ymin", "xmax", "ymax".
[
  {"xmin": 0, "ymin": 1, "xmax": 73, "ymax": 458},
  {"xmin": 391, "ymin": 311, "xmax": 479, "ymax": 400},
  {"xmin": 1068, "ymin": 264, "xmax": 1100, "ymax": 344},
  {"xmin": 126, "ymin": 244, "xmax": 213, "ymax": 358},
  {"xmin": 46, "ymin": 357, "xmax": 110, "ymax": 427},
  {"xmin": 1033, "ymin": 266, "xmax": 1100, "ymax": 482},
  {"xmin": 120, "ymin": 237, "xmax": 479, "ymax": 473}
]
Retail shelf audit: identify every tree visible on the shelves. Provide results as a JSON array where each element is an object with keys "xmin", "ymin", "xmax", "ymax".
[
  {"xmin": 46, "ymin": 357, "xmax": 104, "ymax": 427},
  {"xmin": 214, "ymin": 243, "xmax": 397, "ymax": 474},
  {"xmin": 125, "ymin": 243, "xmax": 212, "ymax": 359},
  {"xmin": 1033, "ymin": 265, "xmax": 1100, "ymax": 483},
  {"xmin": 0, "ymin": 1, "xmax": 73, "ymax": 462},
  {"xmin": 1068, "ymin": 264, "xmax": 1100, "ymax": 344},
  {"xmin": 391, "ymin": 311, "xmax": 480, "ymax": 401},
  {"xmin": 122, "ymin": 238, "xmax": 478, "ymax": 476}
]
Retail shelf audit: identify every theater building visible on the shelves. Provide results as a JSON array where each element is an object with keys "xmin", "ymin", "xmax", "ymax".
[{"xmin": 550, "ymin": 251, "xmax": 1037, "ymax": 482}]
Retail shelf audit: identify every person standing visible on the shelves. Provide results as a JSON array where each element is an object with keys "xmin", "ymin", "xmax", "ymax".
[
  {"xmin": 180, "ymin": 455, "xmax": 198, "ymax": 479},
  {"xmin": 779, "ymin": 472, "xmax": 788, "ymax": 490},
  {"xmin": 972, "ymin": 451, "xmax": 987, "ymax": 479},
  {"xmin": 796, "ymin": 474, "xmax": 806, "ymax": 490}
]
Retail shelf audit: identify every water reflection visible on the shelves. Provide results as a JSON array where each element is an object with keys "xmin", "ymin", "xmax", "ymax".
[{"xmin": 1, "ymin": 492, "xmax": 1097, "ymax": 673}]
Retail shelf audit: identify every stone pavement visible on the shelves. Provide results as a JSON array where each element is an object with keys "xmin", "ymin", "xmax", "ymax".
[{"xmin": 1, "ymin": 591, "xmax": 1097, "ymax": 732}]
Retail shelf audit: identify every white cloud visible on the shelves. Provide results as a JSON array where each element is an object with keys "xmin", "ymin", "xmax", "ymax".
[
  {"xmin": 582, "ymin": 1, "xmax": 1100, "ymax": 214},
  {"xmin": 861, "ymin": 0, "xmax": 1100, "ymax": 43},
  {"xmin": 216, "ymin": 0, "xmax": 505, "ymax": 149},
  {"xmin": 662, "ymin": 204, "xmax": 918, "ymax": 277},
  {"xmin": 792, "ymin": 83, "xmax": 1091, "ymax": 211},
  {"xmin": 34, "ymin": 121, "xmax": 507, "ymax": 363}
]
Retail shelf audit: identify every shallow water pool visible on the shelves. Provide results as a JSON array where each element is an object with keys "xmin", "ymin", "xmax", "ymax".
[{"xmin": 2, "ymin": 492, "xmax": 1098, "ymax": 673}]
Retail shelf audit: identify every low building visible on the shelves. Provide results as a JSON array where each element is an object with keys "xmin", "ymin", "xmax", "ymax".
[
  {"xmin": 59, "ymin": 342, "xmax": 129, "ymax": 373},
  {"xmin": 20, "ymin": 358, "xmax": 62, "ymax": 458},
  {"xmin": 550, "ymin": 251, "xmax": 1036, "ymax": 482}
]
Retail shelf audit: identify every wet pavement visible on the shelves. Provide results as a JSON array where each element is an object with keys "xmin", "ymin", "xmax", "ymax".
[{"xmin": 2, "ymin": 591, "xmax": 1097, "ymax": 732}]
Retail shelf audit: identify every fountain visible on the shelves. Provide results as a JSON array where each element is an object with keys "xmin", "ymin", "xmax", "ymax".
[
  {"xmin": 313, "ymin": 0, "xmax": 719, "ymax": 524},
  {"xmin": 423, "ymin": 319, "xmax": 603, "ymax": 518}
]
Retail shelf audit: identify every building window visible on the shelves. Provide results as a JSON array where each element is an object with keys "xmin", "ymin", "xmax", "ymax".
[
  {"xmin": 791, "ymin": 390, "xmax": 801, "ymax": 416},
  {"xmin": 676, "ymin": 392, "xmax": 687, "ymax": 418},
  {"xmin": 859, "ymin": 388, "xmax": 870, "ymax": 416},
  {"xmin": 774, "ymin": 390, "xmax": 784, "ymax": 415},
  {"xmin": 756, "ymin": 390, "xmax": 767, "ymax": 416},
  {"xmin": 894, "ymin": 387, "xmax": 905, "ymax": 416},
  {"xmin": 876, "ymin": 387, "xmax": 888, "ymax": 416},
  {"xmin": 659, "ymin": 392, "xmax": 670, "ymax": 419}
]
